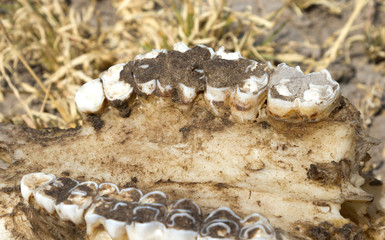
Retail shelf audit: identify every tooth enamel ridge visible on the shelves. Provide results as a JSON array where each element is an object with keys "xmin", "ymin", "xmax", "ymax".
[
  {"xmin": 21, "ymin": 172, "xmax": 276, "ymax": 240},
  {"xmin": 267, "ymin": 63, "xmax": 340, "ymax": 122}
]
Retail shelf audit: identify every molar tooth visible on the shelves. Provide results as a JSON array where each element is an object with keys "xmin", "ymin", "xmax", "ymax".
[
  {"xmin": 173, "ymin": 42, "xmax": 190, "ymax": 53},
  {"xmin": 239, "ymin": 213, "xmax": 276, "ymax": 240},
  {"xmin": 178, "ymin": 83, "xmax": 197, "ymax": 104},
  {"xmin": 156, "ymin": 80, "xmax": 173, "ymax": 97},
  {"xmin": 134, "ymin": 49, "xmax": 167, "ymax": 61},
  {"xmin": 20, "ymin": 172, "xmax": 56, "ymax": 202},
  {"xmin": 230, "ymin": 74, "xmax": 268, "ymax": 122},
  {"xmin": 55, "ymin": 181, "xmax": 98, "ymax": 225},
  {"xmin": 137, "ymin": 80, "xmax": 157, "ymax": 95},
  {"xmin": 126, "ymin": 191, "xmax": 168, "ymax": 239},
  {"xmin": 164, "ymin": 199, "xmax": 202, "ymax": 239},
  {"xmin": 199, "ymin": 207, "xmax": 241, "ymax": 239},
  {"xmin": 34, "ymin": 177, "xmax": 79, "ymax": 214},
  {"xmin": 204, "ymin": 85, "xmax": 231, "ymax": 116},
  {"xmin": 100, "ymin": 63, "xmax": 134, "ymax": 102},
  {"xmin": 75, "ymin": 78, "xmax": 106, "ymax": 114},
  {"xmin": 267, "ymin": 64, "xmax": 340, "ymax": 122},
  {"xmin": 85, "ymin": 185, "xmax": 141, "ymax": 239},
  {"xmin": 215, "ymin": 46, "xmax": 243, "ymax": 60}
]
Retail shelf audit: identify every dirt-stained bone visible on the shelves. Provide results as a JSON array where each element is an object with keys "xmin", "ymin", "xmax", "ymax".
[{"xmin": 0, "ymin": 43, "xmax": 384, "ymax": 240}]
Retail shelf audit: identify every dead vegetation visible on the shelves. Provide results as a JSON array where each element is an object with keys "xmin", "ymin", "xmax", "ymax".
[{"xmin": 0, "ymin": 0, "xmax": 384, "ymax": 130}]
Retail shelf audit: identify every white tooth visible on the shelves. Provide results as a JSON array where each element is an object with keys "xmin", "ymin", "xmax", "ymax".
[
  {"xmin": 137, "ymin": 80, "xmax": 157, "ymax": 95},
  {"xmin": 85, "ymin": 204, "xmax": 106, "ymax": 236},
  {"xmin": 127, "ymin": 222, "xmax": 166, "ymax": 240},
  {"xmin": 101, "ymin": 63, "xmax": 133, "ymax": 101},
  {"xmin": 104, "ymin": 218, "xmax": 127, "ymax": 239},
  {"xmin": 267, "ymin": 64, "xmax": 340, "ymax": 121},
  {"xmin": 164, "ymin": 228, "xmax": 198, "ymax": 240},
  {"xmin": 204, "ymin": 85, "xmax": 231, "ymax": 115},
  {"xmin": 55, "ymin": 181, "xmax": 97, "ymax": 225},
  {"xmin": 34, "ymin": 190, "xmax": 56, "ymax": 214},
  {"xmin": 243, "ymin": 75, "xmax": 268, "ymax": 92},
  {"xmin": 75, "ymin": 78, "xmax": 105, "ymax": 114},
  {"xmin": 55, "ymin": 203, "xmax": 85, "ymax": 225},
  {"xmin": 240, "ymin": 213, "xmax": 276, "ymax": 240},
  {"xmin": 215, "ymin": 46, "xmax": 242, "ymax": 60},
  {"xmin": 230, "ymin": 75, "xmax": 268, "ymax": 122},
  {"xmin": 20, "ymin": 172, "xmax": 55, "ymax": 202},
  {"xmin": 178, "ymin": 83, "xmax": 197, "ymax": 103},
  {"xmin": 156, "ymin": 80, "xmax": 173, "ymax": 96},
  {"xmin": 134, "ymin": 49, "xmax": 167, "ymax": 61},
  {"xmin": 173, "ymin": 42, "xmax": 190, "ymax": 53}
]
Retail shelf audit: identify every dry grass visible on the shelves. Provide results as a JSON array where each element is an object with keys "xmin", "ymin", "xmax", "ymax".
[{"xmin": 0, "ymin": 0, "xmax": 384, "ymax": 130}]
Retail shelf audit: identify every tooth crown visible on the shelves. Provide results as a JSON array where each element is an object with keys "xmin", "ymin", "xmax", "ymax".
[
  {"xmin": 21, "ymin": 172, "xmax": 276, "ymax": 240},
  {"xmin": 75, "ymin": 43, "xmax": 340, "ymax": 123},
  {"xmin": 267, "ymin": 63, "xmax": 340, "ymax": 122}
]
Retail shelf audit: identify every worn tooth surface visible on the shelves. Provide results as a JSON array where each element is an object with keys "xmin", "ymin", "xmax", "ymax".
[
  {"xmin": 164, "ymin": 199, "xmax": 202, "ymax": 239},
  {"xmin": 100, "ymin": 63, "xmax": 133, "ymax": 103},
  {"xmin": 267, "ymin": 63, "xmax": 340, "ymax": 122},
  {"xmin": 20, "ymin": 172, "xmax": 56, "ymax": 202},
  {"xmin": 33, "ymin": 177, "xmax": 79, "ymax": 214},
  {"xmin": 230, "ymin": 72, "xmax": 268, "ymax": 122},
  {"xmin": 126, "ymin": 191, "xmax": 168, "ymax": 239},
  {"xmin": 55, "ymin": 181, "xmax": 98, "ymax": 225},
  {"xmin": 85, "ymin": 184, "xmax": 142, "ymax": 240},
  {"xmin": 239, "ymin": 213, "xmax": 275, "ymax": 240},
  {"xmin": 75, "ymin": 78, "xmax": 106, "ymax": 114},
  {"xmin": 199, "ymin": 207, "xmax": 241, "ymax": 239}
]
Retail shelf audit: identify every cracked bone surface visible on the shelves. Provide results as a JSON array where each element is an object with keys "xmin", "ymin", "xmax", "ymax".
[{"xmin": 0, "ymin": 43, "xmax": 384, "ymax": 240}]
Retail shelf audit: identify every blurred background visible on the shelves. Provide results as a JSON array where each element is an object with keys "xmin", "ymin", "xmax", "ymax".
[{"xmin": 0, "ymin": 0, "xmax": 384, "ymax": 179}]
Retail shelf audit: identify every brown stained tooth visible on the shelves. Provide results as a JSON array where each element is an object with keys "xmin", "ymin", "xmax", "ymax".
[
  {"xmin": 199, "ymin": 207, "xmax": 241, "ymax": 239},
  {"xmin": 239, "ymin": 213, "xmax": 276, "ymax": 240},
  {"xmin": 20, "ymin": 172, "xmax": 56, "ymax": 203},
  {"xmin": 55, "ymin": 181, "xmax": 98, "ymax": 225},
  {"xmin": 267, "ymin": 63, "xmax": 340, "ymax": 122},
  {"xmin": 229, "ymin": 72, "xmax": 269, "ymax": 122},
  {"xmin": 164, "ymin": 199, "xmax": 202, "ymax": 239},
  {"xmin": 32, "ymin": 177, "xmax": 79, "ymax": 214},
  {"xmin": 85, "ymin": 183, "xmax": 142, "ymax": 240},
  {"xmin": 127, "ymin": 191, "xmax": 168, "ymax": 240}
]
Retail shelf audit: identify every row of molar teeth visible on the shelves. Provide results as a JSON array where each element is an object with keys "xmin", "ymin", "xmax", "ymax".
[
  {"xmin": 21, "ymin": 173, "xmax": 277, "ymax": 240},
  {"xmin": 75, "ymin": 43, "xmax": 340, "ymax": 123},
  {"xmin": 267, "ymin": 63, "xmax": 340, "ymax": 122}
]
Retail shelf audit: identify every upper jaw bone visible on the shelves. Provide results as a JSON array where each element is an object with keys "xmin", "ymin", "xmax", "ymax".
[{"xmin": 267, "ymin": 63, "xmax": 340, "ymax": 122}]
